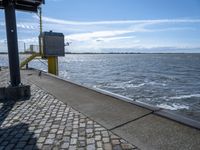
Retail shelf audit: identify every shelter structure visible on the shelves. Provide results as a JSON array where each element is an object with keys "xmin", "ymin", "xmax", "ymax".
[{"xmin": 0, "ymin": 0, "xmax": 44, "ymax": 100}]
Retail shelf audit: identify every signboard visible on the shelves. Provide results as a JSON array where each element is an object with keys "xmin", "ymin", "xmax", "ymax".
[
  {"xmin": 0, "ymin": 0, "xmax": 45, "ymax": 12},
  {"xmin": 40, "ymin": 31, "xmax": 65, "ymax": 57}
]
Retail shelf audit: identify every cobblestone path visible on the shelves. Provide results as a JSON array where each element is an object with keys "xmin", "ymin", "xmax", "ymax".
[{"xmin": 0, "ymin": 76, "xmax": 139, "ymax": 149}]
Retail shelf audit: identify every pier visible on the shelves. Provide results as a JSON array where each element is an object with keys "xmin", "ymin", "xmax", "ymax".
[
  {"xmin": 0, "ymin": 0, "xmax": 200, "ymax": 149},
  {"xmin": 0, "ymin": 68, "xmax": 200, "ymax": 150}
]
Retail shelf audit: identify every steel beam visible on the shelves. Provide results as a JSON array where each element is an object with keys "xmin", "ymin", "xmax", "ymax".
[{"xmin": 4, "ymin": 0, "xmax": 21, "ymax": 87}]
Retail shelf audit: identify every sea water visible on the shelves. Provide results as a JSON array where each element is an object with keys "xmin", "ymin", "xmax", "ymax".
[{"xmin": 1, "ymin": 53, "xmax": 200, "ymax": 121}]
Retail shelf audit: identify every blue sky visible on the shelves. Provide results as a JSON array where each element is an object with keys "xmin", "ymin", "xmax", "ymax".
[{"xmin": 0, "ymin": 0, "xmax": 200, "ymax": 52}]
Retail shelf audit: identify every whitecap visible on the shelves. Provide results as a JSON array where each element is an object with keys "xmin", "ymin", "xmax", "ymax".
[
  {"xmin": 157, "ymin": 103, "xmax": 189, "ymax": 110},
  {"xmin": 147, "ymin": 81, "xmax": 166, "ymax": 86},
  {"xmin": 170, "ymin": 94, "xmax": 200, "ymax": 100},
  {"xmin": 126, "ymin": 83, "xmax": 145, "ymax": 88}
]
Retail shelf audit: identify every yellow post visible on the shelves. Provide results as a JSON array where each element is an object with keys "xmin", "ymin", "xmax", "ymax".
[{"xmin": 48, "ymin": 56, "xmax": 58, "ymax": 75}]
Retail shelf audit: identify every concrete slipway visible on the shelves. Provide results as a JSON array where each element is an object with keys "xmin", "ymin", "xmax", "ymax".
[{"xmin": 22, "ymin": 69, "xmax": 200, "ymax": 150}]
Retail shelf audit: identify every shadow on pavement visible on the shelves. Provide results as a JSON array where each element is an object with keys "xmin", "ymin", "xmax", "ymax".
[{"xmin": 0, "ymin": 99, "xmax": 38, "ymax": 149}]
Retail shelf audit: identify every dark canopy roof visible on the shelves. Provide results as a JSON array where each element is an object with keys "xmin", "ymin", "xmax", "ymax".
[{"xmin": 0, "ymin": 0, "xmax": 45, "ymax": 12}]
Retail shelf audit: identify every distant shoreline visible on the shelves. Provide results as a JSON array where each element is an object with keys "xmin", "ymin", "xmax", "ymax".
[
  {"xmin": 64, "ymin": 52, "xmax": 200, "ymax": 54},
  {"xmin": 0, "ymin": 52, "xmax": 200, "ymax": 55}
]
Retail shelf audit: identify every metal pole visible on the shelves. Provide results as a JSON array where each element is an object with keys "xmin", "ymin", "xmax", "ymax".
[
  {"xmin": 4, "ymin": 1, "xmax": 21, "ymax": 87},
  {"xmin": 39, "ymin": 7, "xmax": 42, "ymax": 35},
  {"xmin": 24, "ymin": 42, "xmax": 26, "ymax": 52},
  {"xmin": 39, "ymin": 7, "xmax": 43, "ymax": 55}
]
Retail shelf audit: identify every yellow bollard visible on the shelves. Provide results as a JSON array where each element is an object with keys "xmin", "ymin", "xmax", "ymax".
[{"xmin": 48, "ymin": 56, "xmax": 58, "ymax": 75}]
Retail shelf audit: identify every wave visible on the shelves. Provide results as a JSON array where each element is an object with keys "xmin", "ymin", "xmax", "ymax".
[
  {"xmin": 124, "ymin": 81, "xmax": 166, "ymax": 88},
  {"xmin": 157, "ymin": 103, "xmax": 189, "ymax": 110},
  {"xmin": 126, "ymin": 83, "xmax": 145, "ymax": 88},
  {"xmin": 95, "ymin": 80, "xmax": 167, "ymax": 90},
  {"xmin": 147, "ymin": 81, "xmax": 166, "ymax": 86},
  {"xmin": 170, "ymin": 94, "xmax": 200, "ymax": 100}
]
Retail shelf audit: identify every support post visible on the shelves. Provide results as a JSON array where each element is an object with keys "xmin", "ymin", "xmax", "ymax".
[
  {"xmin": 4, "ymin": 1, "xmax": 21, "ymax": 87},
  {"xmin": 48, "ymin": 56, "xmax": 58, "ymax": 75},
  {"xmin": 0, "ymin": 0, "xmax": 31, "ymax": 101}
]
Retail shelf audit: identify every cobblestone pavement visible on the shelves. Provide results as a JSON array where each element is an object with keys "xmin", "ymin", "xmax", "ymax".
[{"xmin": 0, "ymin": 72, "xmax": 139, "ymax": 149}]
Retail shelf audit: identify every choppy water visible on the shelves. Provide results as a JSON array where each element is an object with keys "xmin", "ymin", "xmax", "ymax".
[{"xmin": 1, "ymin": 53, "xmax": 200, "ymax": 121}]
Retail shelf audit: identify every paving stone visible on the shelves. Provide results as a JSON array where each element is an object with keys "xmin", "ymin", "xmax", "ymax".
[
  {"xmin": 10, "ymin": 139, "xmax": 18, "ymax": 144},
  {"xmin": 15, "ymin": 133, "xmax": 23, "ymax": 138},
  {"xmin": 4, "ymin": 144, "xmax": 15, "ymax": 150},
  {"xmin": 50, "ymin": 129, "xmax": 58, "ymax": 133},
  {"xmin": 63, "ymin": 136, "xmax": 70, "ymax": 142},
  {"xmin": 87, "ymin": 133, "xmax": 94, "ymax": 138},
  {"xmin": 43, "ymin": 127, "xmax": 50, "ymax": 132},
  {"xmin": 45, "ymin": 138, "xmax": 54, "ymax": 145},
  {"xmin": 38, "ymin": 137, "xmax": 46, "ymax": 143},
  {"xmin": 61, "ymin": 142, "xmax": 69, "ymax": 148},
  {"xmin": 40, "ymin": 131, "xmax": 49, "ymax": 137},
  {"xmin": 87, "ymin": 144, "xmax": 96, "ymax": 150},
  {"xmin": 42, "ymin": 144, "xmax": 53, "ymax": 150},
  {"xmin": 95, "ymin": 135, "xmax": 101, "ymax": 141},
  {"xmin": 71, "ymin": 133, "xmax": 78, "ymax": 138},
  {"xmin": 86, "ymin": 129, "xmax": 93, "ymax": 133},
  {"xmin": 48, "ymin": 134, "xmax": 56, "ymax": 139},
  {"xmin": 68, "ymin": 146, "xmax": 77, "ymax": 150},
  {"xmin": 34, "ymin": 129, "xmax": 42, "ymax": 134},
  {"xmin": 56, "ymin": 134, "xmax": 63, "ymax": 140},
  {"xmin": 57, "ymin": 130, "xmax": 64, "ymax": 134},
  {"xmin": 87, "ymin": 138, "xmax": 95, "ymax": 144},
  {"xmin": 23, "ymin": 145, "xmax": 35, "ymax": 150},
  {"xmin": 103, "ymin": 138, "xmax": 110, "ymax": 143},
  {"xmin": 80, "ymin": 123, "xmax": 86, "ymax": 127},
  {"xmin": 52, "ymin": 146, "xmax": 60, "ymax": 150},
  {"xmin": 97, "ymin": 141, "xmax": 103, "ymax": 148},
  {"xmin": 1, "ymin": 141, "xmax": 8, "ymax": 146},
  {"xmin": 19, "ymin": 135, "xmax": 30, "ymax": 142},
  {"xmin": 70, "ymin": 138, "xmax": 77, "ymax": 145},
  {"xmin": 78, "ymin": 140, "xmax": 86, "ymax": 147},
  {"xmin": 102, "ymin": 131, "xmax": 109, "ymax": 137},
  {"xmin": 36, "ymin": 143, "xmax": 43, "ymax": 149},
  {"xmin": 15, "ymin": 142, "xmax": 26, "ymax": 148}
]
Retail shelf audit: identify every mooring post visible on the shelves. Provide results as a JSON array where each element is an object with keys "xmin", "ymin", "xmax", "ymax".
[{"xmin": 4, "ymin": 0, "xmax": 21, "ymax": 87}]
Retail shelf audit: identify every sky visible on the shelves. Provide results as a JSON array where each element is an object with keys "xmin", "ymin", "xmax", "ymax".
[{"xmin": 0, "ymin": 0, "xmax": 200, "ymax": 53}]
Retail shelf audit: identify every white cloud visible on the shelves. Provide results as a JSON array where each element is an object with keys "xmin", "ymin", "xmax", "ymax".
[
  {"xmin": 66, "ymin": 30, "xmax": 135, "ymax": 41},
  {"xmin": 0, "ymin": 21, "xmax": 37, "ymax": 30},
  {"xmin": 41, "ymin": 16, "xmax": 200, "ymax": 26},
  {"xmin": 96, "ymin": 36, "xmax": 136, "ymax": 42},
  {"xmin": 17, "ymin": 23, "xmax": 36, "ymax": 30}
]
